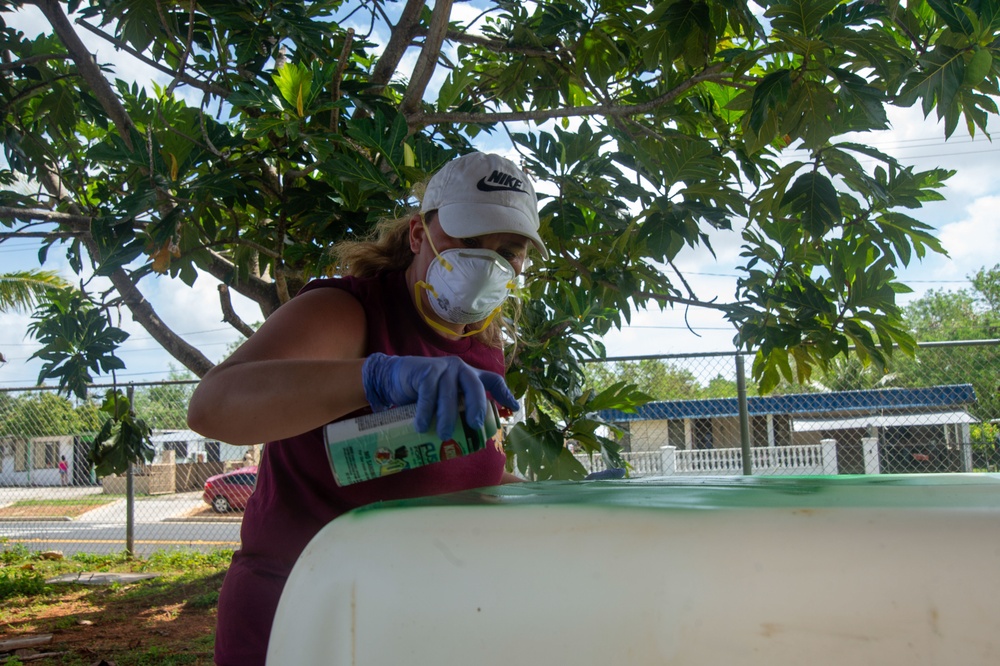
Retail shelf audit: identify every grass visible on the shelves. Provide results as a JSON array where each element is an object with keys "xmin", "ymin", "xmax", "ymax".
[
  {"xmin": 0, "ymin": 497, "xmax": 118, "ymax": 520},
  {"xmin": 0, "ymin": 567, "xmax": 48, "ymax": 600},
  {"xmin": 8, "ymin": 498, "xmax": 115, "ymax": 507},
  {"xmin": 0, "ymin": 540, "xmax": 230, "ymax": 665}
]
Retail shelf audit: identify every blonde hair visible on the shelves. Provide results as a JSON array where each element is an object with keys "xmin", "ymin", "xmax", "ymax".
[
  {"xmin": 330, "ymin": 211, "xmax": 521, "ymax": 354},
  {"xmin": 331, "ymin": 212, "xmax": 415, "ymax": 279}
]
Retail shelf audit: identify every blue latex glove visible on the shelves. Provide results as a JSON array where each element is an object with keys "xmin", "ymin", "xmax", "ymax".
[{"xmin": 362, "ymin": 353, "xmax": 520, "ymax": 440}]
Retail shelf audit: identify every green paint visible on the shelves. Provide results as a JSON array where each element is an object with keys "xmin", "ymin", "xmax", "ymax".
[{"xmin": 349, "ymin": 473, "xmax": 1000, "ymax": 516}]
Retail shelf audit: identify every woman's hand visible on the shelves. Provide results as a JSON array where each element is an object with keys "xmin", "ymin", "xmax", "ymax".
[{"xmin": 362, "ymin": 353, "xmax": 520, "ymax": 440}]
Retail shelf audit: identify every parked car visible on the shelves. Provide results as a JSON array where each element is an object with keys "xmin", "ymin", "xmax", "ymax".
[{"xmin": 203, "ymin": 466, "xmax": 258, "ymax": 512}]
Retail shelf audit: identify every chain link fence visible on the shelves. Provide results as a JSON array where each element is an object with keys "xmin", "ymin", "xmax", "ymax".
[
  {"xmin": 1, "ymin": 340, "xmax": 998, "ymax": 554},
  {"xmin": 579, "ymin": 340, "xmax": 1000, "ymax": 479},
  {"xmin": 0, "ymin": 380, "xmax": 252, "ymax": 556}
]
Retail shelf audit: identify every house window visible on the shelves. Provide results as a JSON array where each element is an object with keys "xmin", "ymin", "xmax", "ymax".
[
  {"xmin": 693, "ymin": 418, "xmax": 714, "ymax": 450},
  {"xmin": 32, "ymin": 441, "xmax": 60, "ymax": 469},
  {"xmin": 14, "ymin": 441, "xmax": 28, "ymax": 472}
]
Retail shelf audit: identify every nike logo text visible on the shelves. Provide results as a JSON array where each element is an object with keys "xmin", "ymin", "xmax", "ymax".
[{"xmin": 477, "ymin": 170, "xmax": 527, "ymax": 193}]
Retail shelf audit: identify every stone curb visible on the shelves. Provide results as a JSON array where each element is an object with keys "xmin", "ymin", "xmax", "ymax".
[
  {"xmin": 162, "ymin": 515, "xmax": 243, "ymax": 523},
  {"xmin": 46, "ymin": 572, "xmax": 162, "ymax": 585}
]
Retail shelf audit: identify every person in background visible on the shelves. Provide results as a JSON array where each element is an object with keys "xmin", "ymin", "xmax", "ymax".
[
  {"xmin": 186, "ymin": 152, "xmax": 548, "ymax": 666},
  {"xmin": 58, "ymin": 455, "xmax": 68, "ymax": 486}
]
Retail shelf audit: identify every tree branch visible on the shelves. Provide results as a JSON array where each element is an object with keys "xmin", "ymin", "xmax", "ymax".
[
  {"xmin": 369, "ymin": 0, "xmax": 425, "ymax": 93},
  {"xmin": 34, "ymin": 0, "xmax": 136, "ymax": 150},
  {"xmin": 197, "ymin": 250, "xmax": 282, "ymax": 316},
  {"xmin": 634, "ymin": 289, "xmax": 731, "ymax": 311},
  {"xmin": 0, "ymin": 206, "xmax": 93, "ymax": 226},
  {"xmin": 431, "ymin": 29, "xmax": 560, "ymax": 59},
  {"xmin": 329, "ymin": 28, "xmax": 354, "ymax": 130},
  {"xmin": 0, "ymin": 54, "xmax": 73, "ymax": 71},
  {"xmin": 72, "ymin": 15, "xmax": 230, "ymax": 97},
  {"xmin": 218, "ymin": 284, "xmax": 256, "ymax": 338},
  {"xmin": 33, "ymin": 160, "xmax": 216, "ymax": 377},
  {"xmin": 400, "ymin": 0, "xmax": 452, "ymax": 116},
  {"xmin": 408, "ymin": 64, "xmax": 728, "ymax": 127}
]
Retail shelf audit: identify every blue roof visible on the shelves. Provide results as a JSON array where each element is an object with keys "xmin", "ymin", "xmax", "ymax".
[{"xmin": 599, "ymin": 384, "xmax": 977, "ymax": 422}]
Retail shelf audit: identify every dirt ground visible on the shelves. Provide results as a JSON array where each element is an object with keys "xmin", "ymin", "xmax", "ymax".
[
  {"xmin": 1, "ymin": 563, "xmax": 224, "ymax": 665},
  {"xmin": 0, "ymin": 502, "xmax": 114, "ymax": 520},
  {"xmin": 0, "ymin": 501, "xmax": 239, "ymax": 663},
  {"xmin": 0, "ymin": 502, "xmax": 239, "ymax": 521}
]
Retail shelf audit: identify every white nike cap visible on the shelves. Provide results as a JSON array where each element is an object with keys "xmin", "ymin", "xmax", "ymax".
[{"xmin": 420, "ymin": 152, "xmax": 549, "ymax": 260}]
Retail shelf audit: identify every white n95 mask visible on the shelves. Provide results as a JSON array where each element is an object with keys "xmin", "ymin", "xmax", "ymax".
[{"xmin": 416, "ymin": 248, "xmax": 516, "ymax": 334}]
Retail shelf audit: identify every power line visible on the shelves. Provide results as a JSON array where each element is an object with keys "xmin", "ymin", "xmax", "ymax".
[
  {"xmin": 0, "ymin": 326, "xmax": 241, "ymax": 347},
  {"xmin": 685, "ymin": 271, "xmax": 971, "ymax": 284}
]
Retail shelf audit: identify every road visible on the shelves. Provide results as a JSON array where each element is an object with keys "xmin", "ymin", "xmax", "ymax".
[
  {"xmin": 0, "ymin": 488, "xmax": 243, "ymax": 556},
  {"xmin": 0, "ymin": 520, "xmax": 242, "ymax": 557}
]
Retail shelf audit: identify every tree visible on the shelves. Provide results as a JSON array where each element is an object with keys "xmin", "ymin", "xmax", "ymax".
[
  {"xmin": 816, "ymin": 265, "xmax": 1000, "ymax": 427},
  {"xmin": 26, "ymin": 286, "xmax": 129, "ymax": 400},
  {"xmin": 0, "ymin": 390, "xmax": 103, "ymax": 438},
  {"xmin": 586, "ymin": 358, "xmax": 701, "ymax": 399},
  {"xmin": 2, "ymin": 0, "xmax": 997, "ymax": 477},
  {"xmin": 0, "ymin": 269, "xmax": 69, "ymax": 313},
  {"xmin": 132, "ymin": 369, "xmax": 197, "ymax": 430},
  {"xmin": 893, "ymin": 264, "xmax": 1000, "ymax": 423}
]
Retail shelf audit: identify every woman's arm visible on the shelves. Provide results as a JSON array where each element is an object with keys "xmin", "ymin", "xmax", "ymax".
[{"xmin": 187, "ymin": 287, "xmax": 369, "ymax": 445}]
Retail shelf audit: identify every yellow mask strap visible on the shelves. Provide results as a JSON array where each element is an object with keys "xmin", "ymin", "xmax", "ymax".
[
  {"xmin": 414, "ymin": 280, "xmax": 501, "ymax": 338},
  {"xmin": 421, "ymin": 214, "xmax": 453, "ymax": 272}
]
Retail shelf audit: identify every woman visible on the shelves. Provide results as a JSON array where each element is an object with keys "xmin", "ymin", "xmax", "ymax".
[{"xmin": 186, "ymin": 152, "xmax": 547, "ymax": 666}]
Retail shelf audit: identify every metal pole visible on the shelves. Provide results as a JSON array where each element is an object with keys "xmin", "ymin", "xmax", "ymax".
[
  {"xmin": 735, "ymin": 354, "xmax": 752, "ymax": 476},
  {"xmin": 126, "ymin": 385, "xmax": 135, "ymax": 558}
]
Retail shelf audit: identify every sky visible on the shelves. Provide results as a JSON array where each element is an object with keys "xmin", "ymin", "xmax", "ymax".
[{"xmin": 2, "ymin": 4, "xmax": 1000, "ymax": 389}]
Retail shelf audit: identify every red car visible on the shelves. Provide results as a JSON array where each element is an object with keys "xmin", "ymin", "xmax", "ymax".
[{"xmin": 203, "ymin": 466, "xmax": 258, "ymax": 513}]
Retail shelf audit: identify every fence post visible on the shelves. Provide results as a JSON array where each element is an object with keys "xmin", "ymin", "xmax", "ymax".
[
  {"xmin": 862, "ymin": 437, "xmax": 880, "ymax": 475},
  {"xmin": 735, "ymin": 354, "xmax": 752, "ymax": 475},
  {"xmin": 660, "ymin": 446, "xmax": 677, "ymax": 476},
  {"xmin": 126, "ymin": 384, "xmax": 135, "ymax": 558},
  {"xmin": 820, "ymin": 438, "xmax": 838, "ymax": 475}
]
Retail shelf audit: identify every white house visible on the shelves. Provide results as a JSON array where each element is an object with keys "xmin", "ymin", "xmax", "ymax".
[
  {"xmin": 594, "ymin": 384, "xmax": 979, "ymax": 477},
  {"xmin": 149, "ymin": 429, "xmax": 247, "ymax": 464},
  {"xmin": 0, "ymin": 435, "xmax": 76, "ymax": 487}
]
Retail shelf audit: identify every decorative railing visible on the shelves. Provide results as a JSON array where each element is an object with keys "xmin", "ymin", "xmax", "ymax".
[{"xmin": 575, "ymin": 441, "xmax": 839, "ymax": 477}]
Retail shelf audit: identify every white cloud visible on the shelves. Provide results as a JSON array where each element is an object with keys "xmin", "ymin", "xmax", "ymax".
[{"xmin": 935, "ymin": 196, "xmax": 1000, "ymax": 276}]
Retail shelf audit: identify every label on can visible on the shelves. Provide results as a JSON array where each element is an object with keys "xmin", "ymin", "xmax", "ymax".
[{"xmin": 323, "ymin": 402, "xmax": 501, "ymax": 486}]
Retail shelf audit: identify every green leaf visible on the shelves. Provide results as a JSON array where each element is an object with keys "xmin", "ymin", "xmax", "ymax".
[
  {"xmin": 964, "ymin": 46, "xmax": 992, "ymax": 87},
  {"xmin": 781, "ymin": 81, "xmax": 839, "ymax": 149},
  {"xmin": 88, "ymin": 389, "xmax": 154, "ymax": 476},
  {"xmin": 749, "ymin": 69, "xmax": 792, "ymax": 134},
  {"xmin": 897, "ymin": 45, "xmax": 964, "ymax": 121},
  {"xmin": 273, "ymin": 62, "xmax": 313, "ymax": 117},
  {"xmin": 26, "ymin": 289, "xmax": 129, "ymax": 399},
  {"xmin": 781, "ymin": 172, "xmax": 842, "ymax": 237},
  {"xmin": 766, "ymin": 0, "xmax": 844, "ymax": 35},
  {"xmin": 926, "ymin": 0, "xmax": 976, "ymax": 34}
]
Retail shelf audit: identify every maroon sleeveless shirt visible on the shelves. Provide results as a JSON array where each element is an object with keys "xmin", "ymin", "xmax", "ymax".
[{"xmin": 214, "ymin": 270, "xmax": 507, "ymax": 666}]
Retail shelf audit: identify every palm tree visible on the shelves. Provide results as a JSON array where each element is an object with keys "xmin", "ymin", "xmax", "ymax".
[{"xmin": 0, "ymin": 269, "xmax": 70, "ymax": 313}]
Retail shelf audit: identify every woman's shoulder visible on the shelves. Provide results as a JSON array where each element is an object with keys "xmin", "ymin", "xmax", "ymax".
[{"xmin": 297, "ymin": 273, "xmax": 396, "ymax": 301}]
